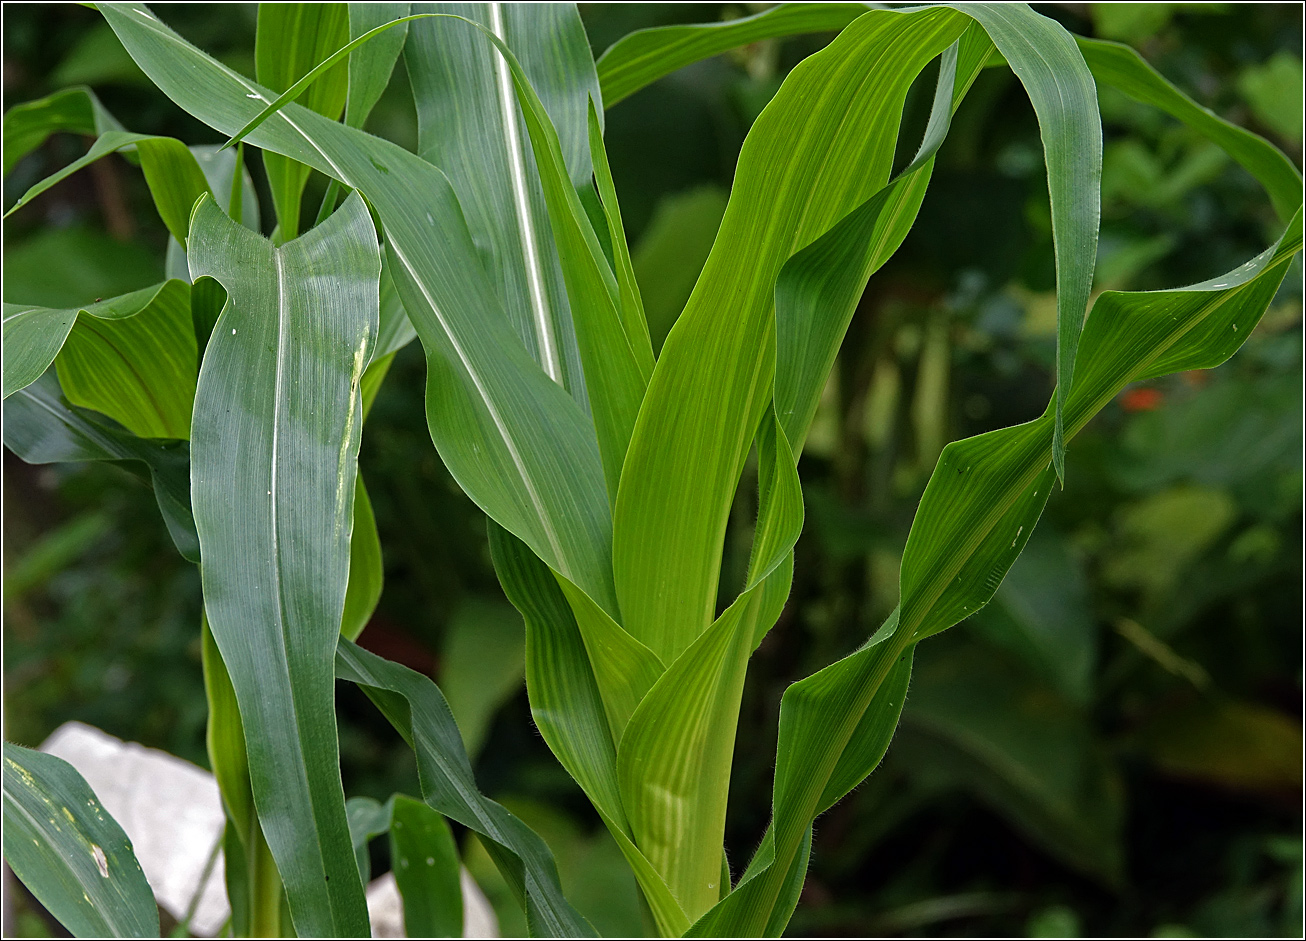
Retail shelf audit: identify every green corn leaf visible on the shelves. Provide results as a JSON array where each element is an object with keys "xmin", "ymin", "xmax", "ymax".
[
  {"xmin": 202, "ymin": 616, "xmax": 284, "ymax": 938},
  {"xmin": 446, "ymin": 13, "xmax": 649, "ymax": 503},
  {"xmin": 346, "ymin": 4, "xmax": 410, "ymax": 129},
  {"xmin": 615, "ymin": 407, "xmax": 801, "ymax": 923},
  {"xmin": 3, "ymin": 280, "xmax": 187, "ymax": 403},
  {"xmin": 774, "ymin": 25, "xmax": 993, "ymax": 452},
  {"xmin": 346, "ymin": 795, "xmax": 393, "ymax": 884},
  {"xmin": 53, "ymin": 280, "xmax": 195, "ymax": 440},
  {"xmin": 255, "ymin": 2, "xmax": 350, "ymax": 242},
  {"xmin": 1076, "ymin": 35, "xmax": 1302, "ymax": 224},
  {"xmin": 952, "ymin": 3, "xmax": 1101, "ymax": 481},
  {"xmin": 3, "ymin": 743, "xmax": 158, "ymax": 939},
  {"xmin": 705, "ymin": 205, "xmax": 1304, "ymax": 939},
  {"xmin": 586, "ymin": 99, "xmax": 655, "ymax": 378},
  {"xmin": 595, "ymin": 3, "xmax": 870, "ymax": 108},
  {"xmin": 405, "ymin": 4, "xmax": 599, "ymax": 405},
  {"xmin": 487, "ymin": 521, "xmax": 688, "ymax": 937},
  {"xmin": 341, "ymin": 475, "xmax": 383, "ymax": 641},
  {"xmin": 229, "ymin": 12, "xmax": 436, "ymax": 149},
  {"xmin": 334, "ymin": 637, "xmax": 596, "ymax": 937},
  {"xmin": 389, "ymin": 794, "xmax": 463, "ymax": 938},
  {"xmin": 2, "ymin": 85, "xmax": 125, "ymax": 175},
  {"xmin": 613, "ymin": 5, "xmax": 969, "ymax": 669},
  {"xmin": 2, "ymin": 373, "xmax": 198, "ymax": 562},
  {"xmin": 5, "ymin": 131, "xmax": 215, "ymax": 249},
  {"xmin": 99, "ymin": 0, "xmax": 618, "ymax": 616},
  {"xmin": 188, "ymin": 191, "xmax": 379, "ymax": 937}
]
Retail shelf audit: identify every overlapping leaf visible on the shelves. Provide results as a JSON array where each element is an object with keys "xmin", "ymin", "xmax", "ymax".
[
  {"xmin": 3, "ymin": 85, "xmax": 125, "ymax": 174},
  {"xmin": 2, "ymin": 373, "xmax": 198, "ymax": 561},
  {"xmin": 99, "ymin": 0, "xmax": 617, "ymax": 617},
  {"xmin": 334, "ymin": 638, "xmax": 595, "ymax": 937}
]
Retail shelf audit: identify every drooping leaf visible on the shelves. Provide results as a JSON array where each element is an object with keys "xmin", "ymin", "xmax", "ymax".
[
  {"xmin": 2, "ymin": 373, "xmax": 198, "ymax": 562},
  {"xmin": 334, "ymin": 638, "xmax": 596, "ymax": 937},
  {"xmin": 1076, "ymin": 34, "xmax": 1302, "ymax": 224},
  {"xmin": 3, "ymin": 742, "xmax": 158, "ymax": 939},
  {"xmin": 950, "ymin": 3, "xmax": 1101, "ymax": 479},
  {"xmin": 595, "ymin": 3, "xmax": 869, "ymax": 108},
  {"xmin": 2, "ymin": 85, "xmax": 125, "ymax": 175},
  {"xmin": 100, "ymin": 0, "xmax": 618, "ymax": 615},
  {"xmin": 188, "ymin": 190, "xmax": 379, "ymax": 937},
  {"xmin": 3, "ymin": 280, "xmax": 188, "ymax": 404},
  {"xmin": 53, "ymin": 280, "xmax": 196, "ymax": 440},
  {"xmin": 5, "ymin": 131, "xmax": 215, "ymax": 249}
]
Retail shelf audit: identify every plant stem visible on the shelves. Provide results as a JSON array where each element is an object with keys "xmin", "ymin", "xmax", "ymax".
[{"xmin": 247, "ymin": 821, "xmax": 283, "ymax": 938}]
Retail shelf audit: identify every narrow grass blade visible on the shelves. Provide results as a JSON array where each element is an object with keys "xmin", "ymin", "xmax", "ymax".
[
  {"xmin": 188, "ymin": 191, "xmax": 379, "ymax": 936},
  {"xmin": 5, "ymin": 130, "xmax": 214, "ymax": 250},
  {"xmin": 3, "ymin": 85, "xmax": 125, "ymax": 174},
  {"xmin": 2, "ymin": 373, "xmax": 198, "ymax": 561},
  {"xmin": 586, "ymin": 99, "xmax": 655, "ymax": 376},
  {"xmin": 596, "ymin": 3, "xmax": 870, "ymax": 108},
  {"xmin": 341, "ymin": 475, "xmax": 383, "ymax": 641},
  {"xmin": 389, "ymin": 794, "xmax": 463, "ymax": 938},
  {"xmin": 334, "ymin": 638, "xmax": 596, "ymax": 937},
  {"xmin": 98, "ymin": 1, "xmax": 618, "ymax": 614},
  {"xmin": 3, "ymin": 742, "xmax": 159, "ymax": 938},
  {"xmin": 255, "ymin": 3, "xmax": 349, "ymax": 241}
]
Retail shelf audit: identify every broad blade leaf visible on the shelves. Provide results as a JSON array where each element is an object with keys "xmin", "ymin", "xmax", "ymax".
[
  {"xmin": 613, "ymin": 5, "xmax": 969, "ymax": 667},
  {"xmin": 54, "ymin": 279, "xmax": 195, "ymax": 440},
  {"xmin": 346, "ymin": 4, "xmax": 410, "ymax": 129},
  {"xmin": 188, "ymin": 191, "xmax": 379, "ymax": 936},
  {"xmin": 3, "ymin": 742, "xmax": 158, "ymax": 939},
  {"xmin": 3, "ymin": 280, "xmax": 188, "ymax": 404}
]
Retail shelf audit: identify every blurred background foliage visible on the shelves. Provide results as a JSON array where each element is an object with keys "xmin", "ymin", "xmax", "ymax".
[{"xmin": 3, "ymin": 3, "xmax": 1302, "ymax": 937}]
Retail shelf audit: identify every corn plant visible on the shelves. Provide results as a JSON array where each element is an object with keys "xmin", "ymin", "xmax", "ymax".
[{"xmin": 3, "ymin": 2, "xmax": 1300, "ymax": 938}]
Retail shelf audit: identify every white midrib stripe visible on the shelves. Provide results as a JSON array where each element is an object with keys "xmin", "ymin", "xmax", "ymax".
[
  {"xmin": 489, "ymin": 1, "xmax": 563, "ymax": 385},
  {"xmin": 132, "ymin": 5, "xmax": 572, "ymax": 588}
]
